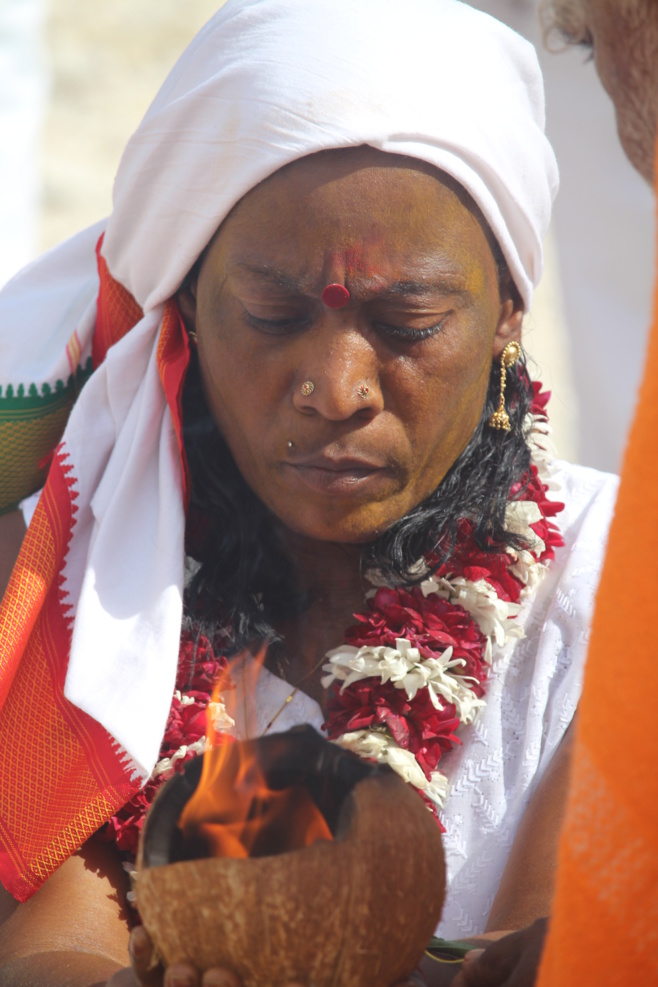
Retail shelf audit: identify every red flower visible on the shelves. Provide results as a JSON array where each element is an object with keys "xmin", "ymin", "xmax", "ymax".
[
  {"xmin": 160, "ymin": 699, "xmax": 208, "ymax": 755},
  {"xmin": 509, "ymin": 465, "xmax": 565, "ymax": 563},
  {"xmin": 101, "ymin": 778, "xmax": 162, "ymax": 855},
  {"xmin": 176, "ymin": 633, "xmax": 227, "ymax": 693},
  {"xmin": 428, "ymin": 519, "xmax": 525, "ymax": 603},
  {"xmin": 349, "ymin": 587, "xmax": 486, "ymax": 658},
  {"xmin": 101, "ymin": 633, "xmax": 231, "ymax": 861},
  {"xmin": 102, "ymin": 405, "xmax": 565, "ymax": 863},
  {"xmin": 325, "ymin": 679, "xmax": 461, "ymax": 778},
  {"xmin": 530, "ymin": 381, "xmax": 551, "ymax": 417}
]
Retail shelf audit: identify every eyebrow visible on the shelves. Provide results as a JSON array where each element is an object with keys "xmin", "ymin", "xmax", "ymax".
[
  {"xmin": 233, "ymin": 263, "xmax": 307, "ymax": 293},
  {"xmin": 232, "ymin": 264, "xmax": 471, "ymax": 299},
  {"xmin": 382, "ymin": 278, "xmax": 471, "ymax": 300}
]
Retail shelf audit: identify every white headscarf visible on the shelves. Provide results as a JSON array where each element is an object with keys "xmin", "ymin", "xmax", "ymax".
[{"xmin": 0, "ymin": 0, "xmax": 558, "ymax": 780}]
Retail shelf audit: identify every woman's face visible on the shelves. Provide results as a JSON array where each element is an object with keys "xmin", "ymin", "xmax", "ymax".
[{"xmin": 182, "ymin": 147, "xmax": 522, "ymax": 545}]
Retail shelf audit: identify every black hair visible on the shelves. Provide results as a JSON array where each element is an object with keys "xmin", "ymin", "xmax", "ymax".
[{"xmin": 182, "ymin": 346, "xmax": 534, "ymax": 655}]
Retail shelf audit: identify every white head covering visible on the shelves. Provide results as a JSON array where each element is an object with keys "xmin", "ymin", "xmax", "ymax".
[
  {"xmin": 0, "ymin": 0, "xmax": 558, "ymax": 780},
  {"xmin": 106, "ymin": 0, "xmax": 556, "ymax": 312}
]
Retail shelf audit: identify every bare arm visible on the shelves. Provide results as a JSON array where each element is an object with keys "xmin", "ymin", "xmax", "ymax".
[
  {"xmin": 485, "ymin": 716, "xmax": 576, "ymax": 932},
  {"xmin": 0, "ymin": 838, "xmax": 131, "ymax": 987},
  {"xmin": 414, "ymin": 719, "xmax": 576, "ymax": 987},
  {"xmin": 441, "ymin": 718, "xmax": 577, "ymax": 987},
  {"xmin": 1, "ymin": 513, "xmax": 130, "ymax": 985},
  {"xmin": 0, "ymin": 509, "xmax": 26, "ymax": 601}
]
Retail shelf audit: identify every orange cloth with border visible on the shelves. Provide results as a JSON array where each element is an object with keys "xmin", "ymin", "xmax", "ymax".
[
  {"xmin": 537, "ymin": 151, "xmax": 658, "ymax": 984},
  {"xmin": 0, "ymin": 240, "xmax": 189, "ymax": 901}
]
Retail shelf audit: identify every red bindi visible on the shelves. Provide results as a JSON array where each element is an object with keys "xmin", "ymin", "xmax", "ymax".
[{"xmin": 321, "ymin": 283, "xmax": 350, "ymax": 308}]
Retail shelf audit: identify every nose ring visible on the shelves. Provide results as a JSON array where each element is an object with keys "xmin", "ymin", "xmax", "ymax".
[
  {"xmin": 300, "ymin": 380, "xmax": 315, "ymax": 397},
  {"xmin": 357, "ymin": 384, "xmax": 371, "ymax": 398}
]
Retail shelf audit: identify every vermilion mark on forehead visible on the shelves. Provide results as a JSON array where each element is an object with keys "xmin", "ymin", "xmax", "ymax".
[
  {"xmin": 321, "ymin": 283, "xmax": 350, "ymax": 308},
  {"xmin": 324, "ymin": 244, "xmax": 382, "ymax": 282}
]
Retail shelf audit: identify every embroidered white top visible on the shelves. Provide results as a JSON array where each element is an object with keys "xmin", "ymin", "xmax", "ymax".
[{"xmin": 230, "ymin": 460, "xmax": 618, "ymax": 937}]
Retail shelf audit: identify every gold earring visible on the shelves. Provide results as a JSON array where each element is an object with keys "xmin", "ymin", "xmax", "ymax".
[
  {"xmin": 488, "ymin": 341, "xmax": 521, "ymax": 431},
  {"xmin": 188, "ymin": 330, "xmax": 197, "ymax": 346}
]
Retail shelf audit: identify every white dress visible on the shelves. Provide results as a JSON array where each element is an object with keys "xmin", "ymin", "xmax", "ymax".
[{"xmin": 231, "ymin": 461, "xmax": 618, "ymax": 937}]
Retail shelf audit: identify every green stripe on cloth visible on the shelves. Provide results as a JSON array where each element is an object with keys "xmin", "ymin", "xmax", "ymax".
[{"xmin": 0, "ymin": 359, "xmax": 93, "ymax": 514}]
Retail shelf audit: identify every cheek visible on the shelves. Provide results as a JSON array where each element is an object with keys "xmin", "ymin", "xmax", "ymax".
[
  {"xmin": 196, "ymin": 328, "xmax": 284, "ymax": 462},
  {"xmin": 394, "ymin": 331, "xmax": 493, "ymax": 484}
]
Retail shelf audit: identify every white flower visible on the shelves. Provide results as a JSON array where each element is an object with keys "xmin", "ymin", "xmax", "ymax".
[
  {"xmin": 208, "ymin": 700, "xmax": 235, "ymax": 734},
  {"xmin": 173, "ymin": 690, "xmax": 196, "ymax": 706},
  {"xmin": 322, "ymin": 638, "xmax": 484, "ymax": 723},
  {"xmin": 421, "ymin": 575, "xmax": 523, "ymax": 648},
  {"xmin": 314, "ymin": 410, "xmax": 559, "ymax": 816},
  {"xmin": 152, "ymin": 737, "xmax": 208, "ymax": 779},
  {"xmin": 335, "ymin": 730, "xmax": 449, "ymax": 810}
]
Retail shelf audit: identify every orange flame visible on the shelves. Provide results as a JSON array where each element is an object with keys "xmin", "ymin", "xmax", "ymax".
[{"xmin": 178, "ymin": 648, "xmax": 333, "ymax": 858}]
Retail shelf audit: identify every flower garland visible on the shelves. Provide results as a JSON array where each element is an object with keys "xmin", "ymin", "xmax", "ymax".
[{"xmin": 103, "ymin": 383, "xmax": 563, "ymax": 855}]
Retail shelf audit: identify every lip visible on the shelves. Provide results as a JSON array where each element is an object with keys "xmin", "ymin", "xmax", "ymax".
[{"xmin": 284, "ymin": 453, "xmax": 392, "ymax": 496}]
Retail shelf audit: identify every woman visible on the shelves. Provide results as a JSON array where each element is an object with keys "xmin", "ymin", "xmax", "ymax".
[{"xmin": 0, "ymin": 0, "xmax": 617, "ymax": 984}]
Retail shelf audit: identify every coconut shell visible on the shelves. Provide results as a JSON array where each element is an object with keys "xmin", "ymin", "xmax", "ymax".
[{"xmin": 136, "ymin": 771, "xmax": 445, "ymax": 987}]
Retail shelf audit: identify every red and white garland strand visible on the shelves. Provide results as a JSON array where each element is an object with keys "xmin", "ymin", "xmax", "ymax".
[
  {"xmin": 323, "ymin": 385, "xmax": 563, "ymax": 818},
  {"xmin": 104, "ymin": 384, "xmax": 563, "ymax": 855}
]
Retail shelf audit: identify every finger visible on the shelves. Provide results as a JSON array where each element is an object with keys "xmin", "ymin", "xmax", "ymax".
[
  {"xmin": 106, "ymin": 970, "xmax": 142, "ymax": 987},
  {"xmin": 202, "ymin": 970, "xmax": 243, "ymax": 987},
  {"xmin": 392, "ymin": 968, "xmax": 427, "ymax": 987},
  {"xmin": 454, "ymin": 948, "xmax": 506, "ymax": 987},
  {"xmin": 164, "ymin": 964, "xmax": 201, "ymax": 987},
  {"xmin": 129, "ymin": 925, "xmax": 163, "ymax": 986},
  {"xmin": 462, "ymin": 950, "xmax": 485, "ymax": 966},
  {"xmin": 451, "ymin": 950, "xmax": 485, "ymax": 987}
]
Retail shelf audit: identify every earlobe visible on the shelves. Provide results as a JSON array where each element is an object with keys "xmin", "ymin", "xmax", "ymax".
[
  {"xmin": 176, "ymin": 277, "xmax": 198, "ymax": 336},
  {"xmin": 493, "ymin": 297, "xmax": 524, "ymax": 359}
]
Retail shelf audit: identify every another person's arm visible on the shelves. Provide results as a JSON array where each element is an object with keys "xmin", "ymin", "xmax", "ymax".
[
  {"xmin": 485, "ymin": 717, "xmax": 576, "ymax": 932},
  {"xmin": 0, "ymin": 839, "xmax": 129, "ymax": 986},
  {"xmin": 444, "ymin": 719, "xmax": 577, "ymax": 987},
  {"xmin": 412, "ymin": 719, "xmax": 576, "ymax": 986}
]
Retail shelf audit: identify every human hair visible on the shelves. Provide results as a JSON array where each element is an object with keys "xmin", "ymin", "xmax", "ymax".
[
  {"xmin": 538, "ymin": 0, "xmax": 591, "ymax": 51},
  {"xmin": 182, "ymin": 347, "xmax": 534, "ymax": 655}
]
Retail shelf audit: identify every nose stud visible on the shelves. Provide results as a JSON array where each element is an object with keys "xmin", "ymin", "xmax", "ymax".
[
  {"xmin": 357, "ymin": 384, "xmax": 371, "ymax": 398},
  {"xmin": 300, "ymin": 380, "xmax": 315, "ymax": 397},
  {"xmin": 321, "ymin": 283, "xmax": 350, "ymax": 309}
]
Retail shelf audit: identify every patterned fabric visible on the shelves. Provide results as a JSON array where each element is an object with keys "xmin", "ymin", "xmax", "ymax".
[
  {"xmin": 0, "ymin": 362, "xmax": 92, "ymax": 514},
  {"xmin": 0, "ymin": 253, "xmax": 190, "ymax": 901},
  {"xmin": 437, "ymin": 462, "xmax": 617, "ymax": 937},
  {"xmin": 93, "ymin": 237, "xmax": 143, "ymax": 368},
  {"xmin": 537, "ymin": 164, "xmax": 658, "ymax": 986},
  {"xmin": 0, "ymin": 233, "xmax": 116, "ymax": 517}
]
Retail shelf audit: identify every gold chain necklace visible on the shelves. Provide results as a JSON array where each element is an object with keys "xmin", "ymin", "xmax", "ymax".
[{"xmin": 262, "ymin": 651, "xmax": 327, "ymax": 734}]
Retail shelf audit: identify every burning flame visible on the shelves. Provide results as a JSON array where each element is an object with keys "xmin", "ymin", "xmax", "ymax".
[{"xmin": 178, "ymin": 648, "xmax": 333, "ymax": 859}]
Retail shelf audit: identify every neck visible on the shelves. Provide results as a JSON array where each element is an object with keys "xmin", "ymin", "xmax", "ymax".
[
  {"xmin": 269, "ymin": 529, "xmax": 370, "ymax": 704},
  {"xmin": 281, "ymin": 528, "xmax": 367, "ymax": 607}
]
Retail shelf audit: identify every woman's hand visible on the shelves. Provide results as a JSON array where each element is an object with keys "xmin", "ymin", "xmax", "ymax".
[
  {"xmin": 107, "ymin": 926, "xmax": 429, "ymax": 987},
  {"xmin": 106, "ymin": 925, "xmax": 241, "ymax": 987},
  {"xmin": 451, "ymin": 919, "xmax": 548, "ymax": 987}
]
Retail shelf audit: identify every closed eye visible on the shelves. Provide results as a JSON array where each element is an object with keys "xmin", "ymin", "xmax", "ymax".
[
  {"xmin": 244, "ymin": 313, "xmax": 312, "ymax": 335},
  {"xmin": 374, "ymin": 320, "xmax": 447, "ymax": 342}
]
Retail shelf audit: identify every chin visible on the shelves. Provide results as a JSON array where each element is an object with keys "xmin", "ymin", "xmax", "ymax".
[{"xmin": 278, "ymin": 507, "xmax": 398, "ymax": 547}]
